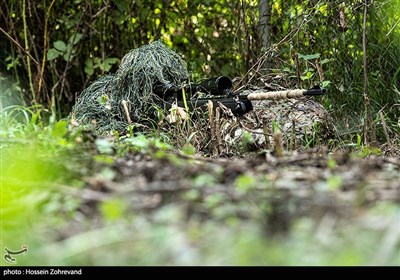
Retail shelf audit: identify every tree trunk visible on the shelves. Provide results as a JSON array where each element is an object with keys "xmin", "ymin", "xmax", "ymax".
[{"xmin": 259, "ymin": 0, "xmax": 271, "ymax": 50}]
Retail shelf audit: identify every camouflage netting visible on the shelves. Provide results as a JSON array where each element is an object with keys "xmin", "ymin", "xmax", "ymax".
[
  {"xmin": 70, "ymin": 40, "xmax": 189, "ymax": 134},
  {"xmin": 176, "ymin": 95, "xmax": 337, "ymax": 156},
  {"xmin": 221, "ymin": 97, "xmax": 338, "ymax": 154}
]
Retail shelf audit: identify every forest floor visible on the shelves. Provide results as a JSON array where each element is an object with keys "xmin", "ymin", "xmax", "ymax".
[
  {"xmin": 2, "ymin": 105, "xmax": 400, "ymax": 265},
  {"xmin": 44, "ymin": 140, "xmax": 400, "ymax": 265}
]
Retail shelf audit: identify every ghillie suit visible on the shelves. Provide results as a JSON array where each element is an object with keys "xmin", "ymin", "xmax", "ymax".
[
  {"xmin": 70, "ymin": 40, "xmax": 189, "ymax": 134},
  {"xmin": 219, "ymin": 96, "xmax": 337, "ymax": 155},
  {"xmin": 70, "ymin": 41, "xmax": 336, "ymax": 154}
]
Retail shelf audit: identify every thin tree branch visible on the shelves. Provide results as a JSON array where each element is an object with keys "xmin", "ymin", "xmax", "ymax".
[{"xmin": 0, "ymin": 27, "xmax": 39, "ymax": 65}]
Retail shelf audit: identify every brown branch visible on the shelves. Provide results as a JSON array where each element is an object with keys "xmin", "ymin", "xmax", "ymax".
[
  {"xmin": 379, "ymin": 111, "xmax": 393, "ymax": 152},
  {"xmin": 215, "ymin": 107, "xmax": 223, "ymax": 154},
  {"xmin": 122, "ymin": 100, "xmax": 132, "ymax": 125},
  {"xmin": 38, "ymin": 0, "xmax": 56, "ymax": 95},
  {"xmin": 0, "ymin": 26, "xmax": 39, "ymax": 65},
  {"xmin": 207, "ymin": 100, "xmax": 218, "ymax": 157},
  {"xmin": 362, "ymin": 1, "xmax": 376, "ymax": 145},
  {"xmin": 58, "ymin": 6, "xmax": 86, "ymax": 99}
]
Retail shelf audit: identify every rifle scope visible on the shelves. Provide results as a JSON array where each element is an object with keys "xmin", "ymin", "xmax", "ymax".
[
  {"xmin": 153, "ymin": 76, "xmax": 233, "ymax": 99},
  {"xmin": 196, "ymin": 76, "xmax": 232, "ymax": 96}
]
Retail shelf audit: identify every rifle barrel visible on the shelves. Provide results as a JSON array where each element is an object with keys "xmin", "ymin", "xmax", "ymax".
[{"xmin": 246, "ymin": 87, "xmax": 326, "ymax": 101}]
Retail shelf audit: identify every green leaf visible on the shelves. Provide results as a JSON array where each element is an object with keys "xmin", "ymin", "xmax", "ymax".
[
  {"xmin": 298, "ymin": 53, "xmax": 320, "ymax": 60},
  {"xmin": 181, "ymin": 143, "xmax": 196, "ymax": 155},
  {"xmin": 85, "ymin": 66, "xmax": 94, "ymax": 76},
  {"xmin": 241, "ymin": 131, "xmax": 254, "ymax": 146},
  {"xmin": 327, "ymin": 175, "xmax": 342, "ymax": 190},
  {"xmin": 97, "ymin": 94, "xmax": 108, "ymax": 105},
  {"xmin": 183, "ymin": 189, "xmax": 201, "ymax": 201},
  {"xmin": 320, "ymin": 58, "xmax": 332, "ymax": 65},
  {"xmin": 327, "ymin": 156, "xmax": 337, "ymax": 170},
  {"xmin": 51, "ymin": 120, "xmax": 68, "ymax": 138},
  {"xmin": 193, "ymin": 174, "xmax": 216, "ymax": 187},
  {"xmin": 322, "ymin": 80, "xmax": 332, "ymax": 88},
  {"xmin": 63, "ymin": 47, "xmax": 75, "ymax": 62},
  {"xmin": 93, "ymin": 155, "xmax": 114, "ymax": 164},
  {"xmin": 69, "ymin": 33, "xmax": 83, "ymax": 45},
  {"xmin": 205, "ymin": 193, "xmax": 225, "ymax": 209},
  {"xmin": 46, "ymin": 48, "xmax": 61, "ymax": 61},
  {"xmin": 234, "ymin": 174, "xmax": 256, "ymax": 193},
  {"xmin": 84, "ymin": 58, "xmax": 94, "ymax": 76},
  {"xmin": 53, "ymin": 40, "xmax": 67, "ymax": 52},
  {"xmin": 85, "ymin": 58, "xmax": 93, "ymax": 67},
  {"xmin": 100, "ymin": 199, "xmax": 127, "ymax": 221},
  {"xmin": 95, "ymin": 138, "xmax": 114, "ymax": 154},
  {"xmin": 103, "ymin": 57, "xmax": 119, "ymax": 72}
]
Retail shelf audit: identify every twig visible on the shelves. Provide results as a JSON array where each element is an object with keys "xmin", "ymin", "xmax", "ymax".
[
  {"xmin": 262, "ymin": 119, "xmax": 271, "ymax": 149},
  {"xmin": 382, "ymin": 157, "xmax": 400, "ymax": 168},
  {"xmin": 291, "ymin": 119, "xmax": 297, "ymax": 150},
  {"xmin": 38, "ymin": 0, "xmax": 56, "ymax": 95},
  {"xmin": 0, "ymin": 27, "xmax": 39, "ymax": 65},
  {"xmin": 273, "ymin": 130, "xmax": 283, "ymax": 158},
  {"xmin": 362, "ymin": 0, "xmax": 376, "ymax": 145},
  {"xmin": 215, "ymin": 107, "xmax": 223, "ymax": 154},
  {"xmin": 238, "ymin": 118, "xmax": 272, "ymax": 136},
  {"xmin": 59, "ymin": 6, "xmax": 86, "ymax": 99},
  {"xmin": 379, "ymin": 111, "xmax": 394, "ymax": 152},
  {"xmin": 208, "ymin": 100, "xmax": 218, "ymax": 156},
  {"xmin": 22, "ymin": 0, "xmax": 36, "ymax": 104},
  {"xmin": 121, "ymin": 100, "xmax": 132, "ymax": 125},
  {"xmin": 386, "ymin": 17, "xmax": 400, "ymax": 37}
]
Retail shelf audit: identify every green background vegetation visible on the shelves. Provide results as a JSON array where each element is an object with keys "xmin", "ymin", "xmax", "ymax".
[
  {"xmin": 1, "ymin": 0, "xmax": 399, "ymax": 133},
  {"xmin": 1, "ymin": 0, "xmax": 399, "ymax": 266}
]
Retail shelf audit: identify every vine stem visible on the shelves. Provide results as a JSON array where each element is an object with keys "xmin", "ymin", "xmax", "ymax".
[
  {"xmin": 362, "ymin": 0, "xmax": 376, "ymax": 145},
  {"xmin": 22, "ymin": 0, "xmax": 36, "ymax": 105},
  {"xmin": 38, "ymin": 0, "xmax": 56, "ymax": 97}
]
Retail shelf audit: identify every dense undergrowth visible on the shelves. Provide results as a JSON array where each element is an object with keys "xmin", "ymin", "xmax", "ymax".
[
  {"xmin": 1, "ymin": 105, "xmax": 399, "ymax": 266},
  {"xmin": 1, "ymin": 0, "xmax": 400, "ymax": 266}
]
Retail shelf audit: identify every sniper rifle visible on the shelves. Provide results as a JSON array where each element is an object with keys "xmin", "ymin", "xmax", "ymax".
[{"xmin": 153, "ymin": 76, "xmax": 326, "ymax": 116}]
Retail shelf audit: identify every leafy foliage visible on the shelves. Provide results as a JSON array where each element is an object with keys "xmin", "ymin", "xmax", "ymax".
[{"xmin": 1, "ymin": 0, "xmax": 400, "ymax": 266}]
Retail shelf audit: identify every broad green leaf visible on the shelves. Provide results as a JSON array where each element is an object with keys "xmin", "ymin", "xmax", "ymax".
[
  {"xmin": 85, "ymin": 58, "xmax": 93, "ymax": 67},
  {"xmin": 51, "ymin": 120, "xmax": 68, "ymax": 138},
  {"xmin": 53, "ymin": 40, "xmax": 67, "ymax": 52},
  {"xmin": 85, "ymin": 58, "xmax": 94, "ymax": 75},
  {"xmin": 46, "ymin": 48, "xmax": 61, "ymax": 61},
  {"xmin": 85, "ymin": 66, "xmax": 94, "ymax": 76},
  {"xmin": 103, "ymin": 57, "xmax": 119, "ymax": 72}
]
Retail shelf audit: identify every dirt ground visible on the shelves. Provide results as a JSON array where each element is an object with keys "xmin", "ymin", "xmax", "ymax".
[{"xmin": 50, "ymin": 142, "xmax": 400, "ymax": 265}]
